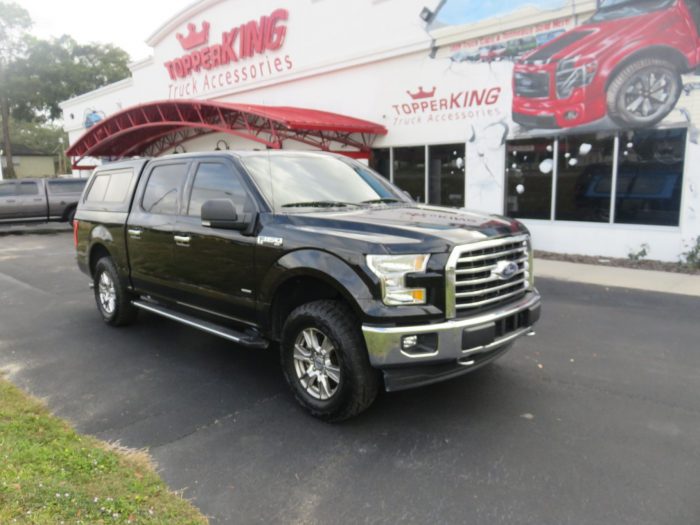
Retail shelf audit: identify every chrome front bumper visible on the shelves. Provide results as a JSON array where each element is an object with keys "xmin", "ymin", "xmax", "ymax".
[{"xmin": 362, "ymin": 290, "xmax": 541, "ymax": 368}]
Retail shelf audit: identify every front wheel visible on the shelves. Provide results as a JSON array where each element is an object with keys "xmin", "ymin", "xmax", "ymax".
[
  {"xmin": 606, "ymin": 58, "xmax": 682, "ymax": 128},
  {"xmin": 93, "ymin": 257, "xmax": 138, "ymax": 327},
  {"xmin": 280, "ymin": 300, "xmax": 379, "ymax": 422}
]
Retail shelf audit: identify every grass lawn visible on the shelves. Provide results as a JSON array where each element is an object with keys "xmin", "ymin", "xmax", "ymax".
[{"xmin": 0, "ymin": 377, "xmax": 208, "ymax": 524}]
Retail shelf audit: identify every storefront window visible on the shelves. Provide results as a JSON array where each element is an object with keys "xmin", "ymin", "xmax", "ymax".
[
  {"xmin": 428, "ymin": 143, "xmax": 465, "ymax": 207},
  {"xmin": 615, "ymin": 129, "xmax": 686, "ymax": 226},
  {"xmin": 555, "ymin": 132, "xmax": 615, "ymax": 222},
  {"xmin": 505, "ymin": 138, "xmax": 554, "ymax": 220},
  {"xmin": 370, "ymin": 149, "xmax": 391, "ymax": 180},
  {"xmin": 393, "ymin": 146, "xmax": 425, "ymax": 202}
]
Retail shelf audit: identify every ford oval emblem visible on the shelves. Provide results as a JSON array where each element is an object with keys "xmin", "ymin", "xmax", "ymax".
[{"xmin": 492, "ymin": 260, "xmax": 519, "ymax": 281}]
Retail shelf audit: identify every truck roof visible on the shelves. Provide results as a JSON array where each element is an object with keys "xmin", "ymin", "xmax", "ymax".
[{"xmin": 92, "ymin": 150, "xmax": 344, "ymax": 172}]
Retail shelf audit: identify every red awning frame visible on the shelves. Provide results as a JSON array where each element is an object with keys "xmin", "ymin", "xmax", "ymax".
[{"xmin": 66, "ymin": 99, "xmax": 388, "ymax": 169}]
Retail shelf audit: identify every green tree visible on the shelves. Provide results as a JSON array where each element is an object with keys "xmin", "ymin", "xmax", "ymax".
[
  {"xmin": 0, "ymin": 1, "xmax": 130, "ymax": 178},
  {"xmin": 0, "ymin": 1, "xmax": 31, "ymax": 178}
]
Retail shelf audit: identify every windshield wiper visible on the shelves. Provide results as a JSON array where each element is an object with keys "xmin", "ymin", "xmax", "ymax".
[
  {"xmin": 281, "ymin": 201, "xmax": 363, "ymax": 209},
  {"xmin": 361, "ymin": 198, "xmax": 402, "ymax": 205}
]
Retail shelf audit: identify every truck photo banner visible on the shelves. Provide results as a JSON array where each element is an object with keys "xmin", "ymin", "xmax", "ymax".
[{"xmin": 421, "ymin": 0, "xmax": 700, "ymax": 135}]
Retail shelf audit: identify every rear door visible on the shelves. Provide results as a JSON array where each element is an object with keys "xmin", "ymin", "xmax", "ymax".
[
  {"xmin": 0, "ymin": 182, "xmax": 19, "ymax": 220},
  {"xmin": 171, "ymin": 158, "xmax": 258, "ymax": 322},
  {"xmin": 127, "ymin": 160, "xmax": 191, "ymax": 298},
  {"xmin": 16, "ymin": 181, "xmax": 46, "ymax": 219}
]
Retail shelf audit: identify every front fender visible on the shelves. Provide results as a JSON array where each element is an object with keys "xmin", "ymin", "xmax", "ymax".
[
  {"xmin": 258, "ymin": 249, "xmax": 374, "ymax": 314},
  {"xmin": 258, "ymin": 249, "xmax": 444, "ymax": 326}
]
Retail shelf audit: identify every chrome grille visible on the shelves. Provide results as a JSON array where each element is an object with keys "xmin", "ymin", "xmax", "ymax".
[{"xmin": 446, "ymin": 235, "xmax": 530, "ymax": 317}]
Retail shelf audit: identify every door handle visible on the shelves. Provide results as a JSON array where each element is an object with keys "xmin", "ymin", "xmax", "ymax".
[
  {"xmin": 174, "ymin": 235, "xmax": 191, "ymax": 246},
  {"xmin": 6, "ymin": 199, "xmax": 15, "ymax": 203},
  {"xmin": 33, "ymin": 198, "xmax": 43, "ymax": 202},
  {"xmin": 128, "ymin": 228, "xmax": 142, "ymax": 239}
]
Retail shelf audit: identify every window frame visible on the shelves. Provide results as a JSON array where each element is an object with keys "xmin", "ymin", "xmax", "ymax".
[
  {"xmin": 183, "ymin": 159, "xmax": 256, "ymax": 218},
  {"xmin": 140, "ymin": 160, "xmax": 191, "ymax": 216}
]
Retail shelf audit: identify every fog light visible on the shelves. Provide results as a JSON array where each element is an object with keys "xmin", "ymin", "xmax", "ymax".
[
  {"xmin": 564, "ymin": 110, "xmax": 579, "ymax": 121},
  {"xmin": 402, "ymin": 335, "xmax": 419, "ymax": 350}
]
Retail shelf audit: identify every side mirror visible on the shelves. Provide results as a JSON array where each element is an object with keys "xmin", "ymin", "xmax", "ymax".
[{"xmin": 201, "ymin": 199, "xmax": 247, "ymax": 230}]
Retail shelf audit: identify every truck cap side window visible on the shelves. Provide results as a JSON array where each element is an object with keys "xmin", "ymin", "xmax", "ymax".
[
  {"xmin": 187, "ymin": 162, "xmax": 252, "ymax": 216},
  {"xmin": 85, "ymin": 170, "xmax": 134, "ymax": 204},
  {"xmin": 142, "ymin": 163, "xmax": 188, "ymax": 215}
]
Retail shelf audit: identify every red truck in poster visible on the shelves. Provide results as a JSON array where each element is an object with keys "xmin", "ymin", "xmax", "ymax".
[{"xmin": 512, "ymin": 0, "xmax": 700, "ymax": 129}]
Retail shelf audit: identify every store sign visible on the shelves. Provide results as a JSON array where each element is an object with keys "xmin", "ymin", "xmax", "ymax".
[
  {"xmin": 390, "ymin": 85, "xmax": 503, "ymax": 126},
  {"xmin": 164, "ymin": 8, "xmax": 290, "ymax": 82}
]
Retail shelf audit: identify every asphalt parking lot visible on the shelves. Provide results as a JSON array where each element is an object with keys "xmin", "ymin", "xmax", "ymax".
[{"xmin": 1, "ymin": 232, "xmax": 698, "ymax": 525}]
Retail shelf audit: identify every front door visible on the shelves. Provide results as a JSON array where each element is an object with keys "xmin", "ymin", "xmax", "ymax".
[
  {"xmin": 172, "ymin": 159, "xmax": 258, "ymax": 323},
  {"xmin": 127, "ymin": 160, "xmax": 191, "ymax": 298},
  {"xmin": 0, "ymin": 182, "xmax": 20, "ymax": 220}
]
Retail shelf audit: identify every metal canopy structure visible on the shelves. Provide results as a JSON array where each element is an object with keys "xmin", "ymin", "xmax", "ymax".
[{"xmin": 66, "ymin": 100, "xmax": 388, "ymax": 169}]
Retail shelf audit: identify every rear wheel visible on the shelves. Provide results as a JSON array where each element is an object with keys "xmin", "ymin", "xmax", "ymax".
[
  {"xmin": 93, "ymin": 257, "xmax": 138, "ymax": 327},
  {"xmin": 280, "ymin": 300, "xmax": 379, "ymax": 421},
  {"xmin": 606, "ymin": 58, "xmax": 682, "ymax": 128}
]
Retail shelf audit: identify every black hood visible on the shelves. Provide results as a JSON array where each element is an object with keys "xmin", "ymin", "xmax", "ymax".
[{"xmin": 272, "ymin": 204, "xmax": 528, "ymax": 255}]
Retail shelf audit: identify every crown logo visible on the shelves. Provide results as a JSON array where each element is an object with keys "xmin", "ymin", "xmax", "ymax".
[
  {"xmin": 176, "ymin": 21, "xmax": 211, "ymax": 50},
  {"xmin": 406, "ymin": 86, "xmax": 436, "ymax": 100}
]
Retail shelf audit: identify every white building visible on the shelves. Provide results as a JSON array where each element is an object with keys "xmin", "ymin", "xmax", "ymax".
[{"xmin": 61, "ymin": 0, "xmax": 700, "ymax": 262}]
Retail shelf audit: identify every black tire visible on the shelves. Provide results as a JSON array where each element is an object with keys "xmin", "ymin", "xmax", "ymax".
[
  {"xmin": 606, "ymin": 57, "xmax": 682, "ymax": 128},
  {"xmin": 280, "ymin": 300, "xmax": 379, "ymax": 422},
  {"xmin": 93, "ymin": 257, "xmax": 138, "ymax": 327}
]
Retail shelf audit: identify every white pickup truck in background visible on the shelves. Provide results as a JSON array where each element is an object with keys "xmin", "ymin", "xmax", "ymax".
[{"xmin": 0, "ymin": 178, "xmax": 86, "ymax": 224}]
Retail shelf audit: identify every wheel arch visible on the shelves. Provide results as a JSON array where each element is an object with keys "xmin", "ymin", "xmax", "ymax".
[
  {"xmin": 604, "ymin": 45, "xmax": 689, "ymax": 91},
  {"xmin": 88, "ymin": 243, "xmax": 111, "ymax": 278},
  {"xmin": 261, "ymin": 250, "xmax": 376, "ymax": 340},
  {"xmin": 62, "ymin": 203, "xmax": 77, "ymax": 222}
]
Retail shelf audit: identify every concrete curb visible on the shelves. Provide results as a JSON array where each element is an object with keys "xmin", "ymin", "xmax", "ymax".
[{"xmin": 535, "ymin": 258, "xmax": 700, "ymax": 298}]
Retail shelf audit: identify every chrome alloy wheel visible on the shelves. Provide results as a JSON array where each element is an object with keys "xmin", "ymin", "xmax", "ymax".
[
  {"xmin": 293, "ymin": 327, "xmax": 341, "ymax": 400},
  {"xmin": 623, "ymin": 69, "xmax": 673, "ymax": 120},
  {"xmin": 97, "ymin": 271, "xmax": 116, "ymax": 315}
]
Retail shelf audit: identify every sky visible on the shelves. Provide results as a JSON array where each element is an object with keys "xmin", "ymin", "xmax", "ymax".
[
  {"xmin": 437, "ymin": 0, "xmax": 568, "ymax": 25},
  {"xmin": 17, "ymin": 0, "xmax": 195, "ymax": 60}
]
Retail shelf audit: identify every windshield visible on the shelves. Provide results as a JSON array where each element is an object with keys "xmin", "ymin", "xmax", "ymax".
[
  {"xmin": 590, "ymin": 0, "xmax": 674, "ymax": 22},
  {"xmin": 240, "ymin": 153, "xmax": 411, "ymax": 212}
]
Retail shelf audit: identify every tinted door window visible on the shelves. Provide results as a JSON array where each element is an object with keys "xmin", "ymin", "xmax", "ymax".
[
  {"xmin": 0, "ymin": 182, "xmax": 17, "ymax": 197},
  {"xmin": 142, "ymin": 163, "xmax": 188, "ymax": 214},
  {"xmin": 187, "ymin": 162, "xmax": 251, "ymax": 217},
  {"xmin": 18, "ymin": 182, "xmax": 39, "ymax": 195}
]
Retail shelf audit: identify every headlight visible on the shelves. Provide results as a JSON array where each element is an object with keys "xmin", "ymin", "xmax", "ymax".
[
  {"xmin": 556, "ymin": 56, "xmax": 597, "ymax": 99},
  {"xmin": 366, "ymin": 254, "xmax": 430, "ymax": 305}
]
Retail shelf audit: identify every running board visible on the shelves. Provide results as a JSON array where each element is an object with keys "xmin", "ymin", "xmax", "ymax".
[{"xmin": 131, "ymin": 300, "xmax": 268, "ymax": 349}]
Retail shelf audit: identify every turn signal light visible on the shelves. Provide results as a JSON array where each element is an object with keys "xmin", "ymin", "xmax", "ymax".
[{"xmin": 73, "ymin": 220, "xmax": 79, "ymax": 248}]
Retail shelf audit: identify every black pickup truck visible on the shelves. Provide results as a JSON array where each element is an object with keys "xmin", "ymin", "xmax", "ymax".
[{"xmin": 74, "ymin": 151, "xmax": 541, "ymax": 420}]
